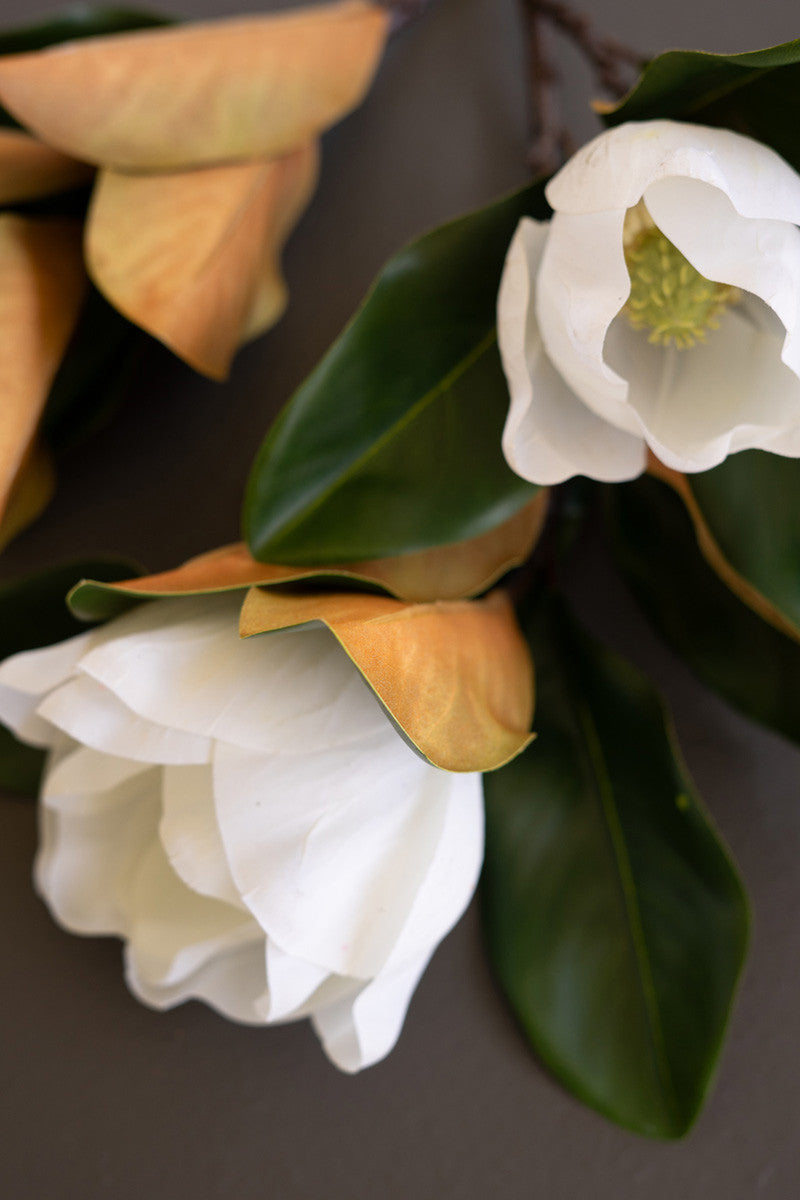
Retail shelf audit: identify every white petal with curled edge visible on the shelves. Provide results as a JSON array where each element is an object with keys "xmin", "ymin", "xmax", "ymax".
[
  {"xmin": 125, "ymin": 836, "xmax": 260, "ymax": 991},
  {"xmin": 535, "ymin": 210, "xmax": 641, "ymax": 431},
  {"xmin": 43, "ymin": 743, "xmax": 151, "ymax": 813},
  {"xmin": 0, "ymin": 630, "xmax": 96, "ymax": 746},
  {"xmin": 126, "ymin": 938, "xmax": 270, "ymax": 1024},
  {"xmin": 159, "ymin": 763, "xmax": 244, "ymax": 909},
  {"xmin": 605, "ymin": 299, "xmax": 800, "ymax": 470},
  {"xmin": 312, "ymin": 953, "xmax": 432, "ymax": 1073},
  {"xmin": 546, "ymin": 120, "xmax": 800, "ymax": 223},
  {"xmin": 499, "ymin": 218, "xmax": 645, "ymax": 483},
  {"xmin": 263, "ymin": 940, "xmax": 331, "ymax": 1022},
  {"xmin": 78, "ymin": 594, "xmax": 388, "ymax": 753},
  {"xmin": 213, "ymin": 733, "xmax": 464, "ymax": 979},
  {"xmin": 644, "ymin": 175, "xmax": 800, "ymax": 379},
  {"xmin": 35, "ymin": 763, "xmax": 160, "ymax": 935},
  {"xmin": 310, "ymin": 763, "xmax": 484, "ymax": 1070},
  {"xmin": 38, "ymin": 674, "xmax": 211, "ymax": 764}
]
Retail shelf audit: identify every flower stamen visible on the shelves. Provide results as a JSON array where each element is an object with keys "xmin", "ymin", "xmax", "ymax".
[{"xmin": 622, "ymin": 201, "xmax": 739, "ymax": 348}]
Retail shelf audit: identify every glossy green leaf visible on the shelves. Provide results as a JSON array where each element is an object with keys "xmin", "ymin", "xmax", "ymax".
[
  {"xmin": 243, "ymin": 185, "xmax": 546, "ymax": 564},
  {"xmin": 482, "ymin": 593, "xmax": 749, "ymax": 1139},
  {"xmin": 605, "ymin": 40, "xmax": 800, "ymax": 172},
  {"xmin": 687, "ymin": 451, "xmax": 800, "ymax": 637},
  {"xmin": 606, "ymin": 475, "xmax": 800, "ymax": 746},
  {"xmin": 0, "ymin": 556, "xmax": 141, "ymax": 796}
]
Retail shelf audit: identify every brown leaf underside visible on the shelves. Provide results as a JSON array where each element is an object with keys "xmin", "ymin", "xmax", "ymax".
[{"xmin": 240, "ymin": 586, "xmax": 535, "ymax": 774}]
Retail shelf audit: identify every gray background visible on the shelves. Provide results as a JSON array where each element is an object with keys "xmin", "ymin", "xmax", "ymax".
[{"xmin": 1, "ymin": 0, "xmax": 800, "ymax": 1196}]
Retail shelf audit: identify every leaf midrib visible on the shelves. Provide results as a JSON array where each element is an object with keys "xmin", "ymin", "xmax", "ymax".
[{"xmin": 572, "ymin": 685, "xmax": 682, "ymax": 1129}]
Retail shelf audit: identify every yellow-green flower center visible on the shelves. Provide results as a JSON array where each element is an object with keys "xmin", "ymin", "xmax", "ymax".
[{"xmin": 622, "ymin": 202, "xmax": 738, "ymax": 349}]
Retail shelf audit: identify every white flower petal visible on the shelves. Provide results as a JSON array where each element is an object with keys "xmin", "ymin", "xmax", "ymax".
[
  {"xmin": 214, "ymin": 730, "xmax": 474, "ymax": 980},
  {"xmin": 605, "ymin": 299, "xmax": 800, "ymax": 470},
  {"xmin": 499, "ymin": 218, "xmax": 646, "ymax": 483},
  {"xmin": 43, "ymin": 743, "xmax": 151, "ymax": 811},
  {"xmin": 159, "ymin": 763, "xmax": 244, "ymax": 909},
  {"xmin": 78, "ymin": 594, "xmax": 388, "ymax": 753},
  {"xmin": 535, "ymin": 210, "xmax": 642, "ymax": 431},
  {"xmin": 125, "ymin": 836, "xmax": 260, "ymax": 990},
  {"xmin": 34, "ymin": 763, "xmax": 161, "ymax": 935},
  {"xmin": 312, "ymin": 954, "xmax": 431, "ymax": 1072},
  {"xmin": 262, "ymin": 940, "xmax": 332, "ymax": 1022},
  {"xmin": 126, "ymin": 938, "xmax": 270, "ymax": 1025},
  {"xmin": 0, "ymin": 630, "xmax": 97, "ymax": 746},
  {"xmin": 547, "ymin": 119, "xmax": 800, "ymax": 223},
  {"xmin": 644, "ymin": 174, "xmax": 800, "ymax": 378},
  {"xmin": 38, "ymin": 674, "xmax": 211, "ymax": 764}
]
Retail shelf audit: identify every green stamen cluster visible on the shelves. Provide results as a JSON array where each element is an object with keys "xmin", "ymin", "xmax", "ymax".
[{"xmin": 622, "ymin": 204, "xmax": 738, "ymax": 349}]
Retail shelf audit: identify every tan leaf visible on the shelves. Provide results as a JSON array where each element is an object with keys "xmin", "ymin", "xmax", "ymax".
[
  {"xmin": 240, "ymin": 586, "xmax": 535, "ymax": 773},
  {"xmin": 69, "ymin": 495, "xmax": 549, "ymax": 618},
  {"xmin": 86, "ymin": 144, "xmax": 319, "ymax": 379},
  {"xmin": 0, "ymin": 1, "xmax": 389, "ymax": 171},
  {"xmin": 0, "ymin": 215, "xmax": 86, "ymax": 522},
  {"xmin": 647, "ymin": 451, "xmax": 800, "ymax": 642},
  {"xmin": 0, "ymin": 439, "xmax": 55, "ymax": 551},
  {"xmin": 0, "ymin": 129, "xmax": 92, "ymax": 204}
]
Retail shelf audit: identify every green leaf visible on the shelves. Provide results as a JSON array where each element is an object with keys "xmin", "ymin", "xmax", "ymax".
[
  {"xmin": 687, "ymin": 451, "xmax": 800, "ymax": 637},
  {"xmin": 604, "ymin": 40, "xmax": 800, "ymax": 173},
  {"xmin": 0, "ymin": 556, "xmax": 141, "ymax": 796},
  {"xmin": 606, "ymin": 475, "xmax": 800, "ymax": 746},
  {"xmin": 482, "ymin": 593, "xmax": 749, "ymax": 1139},
  {"xmin": 243, "ymin": 184, "xmax": 546, "ymax": 564}
]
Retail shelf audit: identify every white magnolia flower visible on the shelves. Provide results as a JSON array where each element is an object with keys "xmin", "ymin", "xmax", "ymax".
[
  {"xmin": 498, "ymin": 119, "xmax": 800, "ymax": 482},
  {"xmin": 0, "ymin": 593, "xmax": 483, "ymax": 1072}
]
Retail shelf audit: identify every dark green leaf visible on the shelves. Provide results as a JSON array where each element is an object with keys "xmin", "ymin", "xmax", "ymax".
[
  {"xmin": 243, "ymin": 185, "xmax": 546, "ymax": 564},
  {"xmin": 688, "ymin": 451, "xmax": 800, "ymax": 635},
  {"xmin": 0, "ymin": 556, "xmax": 142, "ymax": 796},
  {"xmin": 482, "ymin": 593, "xmax": 749, "ymax": 1138},
  {"xmin": 606, "ymin": 475, "xmax": 800, "ymax": 746},
  {"xmin": 605, "ymin": 40, "xmax": 800, "ymax": 173}
]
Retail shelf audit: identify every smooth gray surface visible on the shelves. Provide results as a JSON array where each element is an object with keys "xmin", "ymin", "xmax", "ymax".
[{"xmin": 1, "ymin": 0, "xmax": 800, "ymax": 1196}]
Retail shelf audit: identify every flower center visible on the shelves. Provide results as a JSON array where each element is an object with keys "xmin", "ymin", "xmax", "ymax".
[{"xmin": 622, "ymin": 202, "xmax": 739, "ymax": 349}]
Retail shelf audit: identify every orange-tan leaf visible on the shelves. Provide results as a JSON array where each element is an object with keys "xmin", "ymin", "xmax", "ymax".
[
  {"xmin": 0, "ymin": 214, "xmax": 86, "ymax": 522},
  {"xmin": 240, "ymin": 586, "xmax": 535, "ymax": 773},
  {"xmin": 0, "ymin": 129, "xmax": 92, "ymax": 204},
  {"xmin": 647, "ymin": 451, "xmax": 800, "ymax": 642},
  {"xmin": 0, "ymin": 1, "xmax": 389, "ymax": 171},
  {"xmin": 0, "ymin": 439, "xmax": 55, "ymax": 551},
  {"xmin": 68, "ymin": 496, "xmax": 549, "ymax": 619},
  {"xmin": 86, "ymin": 144, "xmax": 318, "ymax": 379}
]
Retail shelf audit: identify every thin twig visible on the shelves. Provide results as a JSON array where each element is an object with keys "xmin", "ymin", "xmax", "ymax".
[
  {"xmin": 530, "ymin": 0, "xmax": 647, "ymax": 100},
  {"xmin": 523, "ymin": 0, "xmax": 575, "ymax": 174}
]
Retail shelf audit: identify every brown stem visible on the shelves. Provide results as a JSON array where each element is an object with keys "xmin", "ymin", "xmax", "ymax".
[
  {"xmin": 528, "ymin": 0, "xmax": 648, "ymax": 100},
  {"xmin": 523, "ymin": 0, "xmax": 576, "ymax": 175}
]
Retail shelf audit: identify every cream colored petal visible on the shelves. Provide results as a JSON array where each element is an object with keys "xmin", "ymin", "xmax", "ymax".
[
  {"xmin": 0, "ymin": 128, "xmax": 92, "ymax": 204},
  {"xmin": 86, "ymin": 144, "xmax": 318, "ymax": 379},
  {"xmin": 498, "ymin": 218, "xmax": 645, "ymax": 484},
  {"xmin": 0, "ymin": 440, "xmax": 55, "ymax": 552},
  {"xmin": 0, "ymin": 2, "xmax": 389, "ymax": 171},
  {"xmin": 0, "ymin": 215, "xmax": 87, "ymax": 521},
  {"xmin": 547, "ymin": 119, "xmax": 800, "ymax": 223}
]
